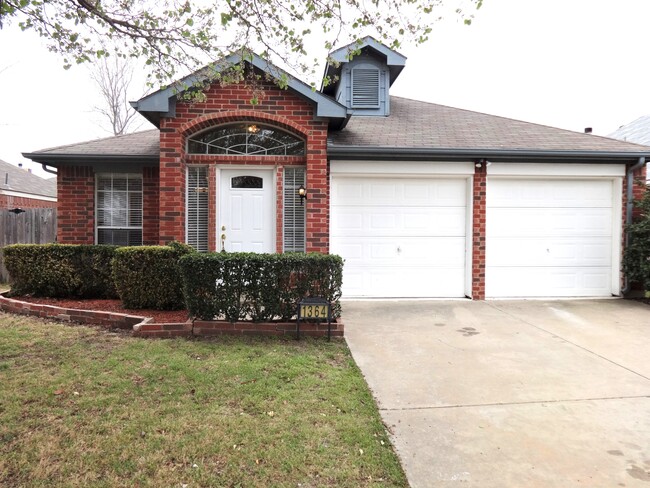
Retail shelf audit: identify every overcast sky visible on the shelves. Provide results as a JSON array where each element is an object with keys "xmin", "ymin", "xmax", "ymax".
[{"xmin": 1, "ymin": 0, "xmax": 649, "ymax": 178}]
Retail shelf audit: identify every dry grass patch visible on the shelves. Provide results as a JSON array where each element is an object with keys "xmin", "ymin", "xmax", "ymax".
[{"xmin": 0, "ymin": 313, "xmax": 407, "ymax": 487}]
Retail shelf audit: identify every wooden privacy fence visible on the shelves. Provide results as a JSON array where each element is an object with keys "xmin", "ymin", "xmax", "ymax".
[{"xmin": 0, "ymin": 208, "xmax": 57, "ymax": 282}]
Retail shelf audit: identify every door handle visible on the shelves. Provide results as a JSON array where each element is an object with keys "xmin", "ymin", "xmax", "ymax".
[{"xmin": 221, "ymin": 233, "xmax": 226, "ymax": 251}]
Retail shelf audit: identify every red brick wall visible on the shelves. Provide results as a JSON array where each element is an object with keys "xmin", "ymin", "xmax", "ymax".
[
  {"xmin": 160, "ymin": 78, "xmax": 329, "ymax": 252},
  {"xmin": 471, "ymin": 163, "xmax": 487, "ymax": 300},
  {"xmin": 57, "ymin": 166, "xmax": 94, "ymax": 244},
  {"xmin": 0, "ymin": 194, "xmax": 56, "ymax": 209}
]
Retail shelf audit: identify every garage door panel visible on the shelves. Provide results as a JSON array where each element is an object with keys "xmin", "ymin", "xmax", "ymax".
[
  {"xmin": 486, "ymin": 267, "xmax": 611, "ymax": 297},
  {"xmin": 332, "ymin": 237, "xmax": 466, "ymax": 266},
  {"xmin": 333, "ymin": 178, "xmax": 467, "ymax": 206},
  {"xmin": 331, "ymin": 207, "xmax": 466, "ymax": 237},
  {"xmin": 332, "ymin": 175, "xmax": 468, "ymax": 298},
  {"xmin": 486, "ymin": 177, "xmax": 617, "ymax": 298},
  {"xmin": 488, "ymin": 179, "xmax": 612, "ymax": 208},
  {"xmin": 487, "ymin": 208, "xmax": 612, "ymax": 237},
  {"xmin": 343, "ymin": 267, "xmax": 466, "ymax": 298},
  {"xmin": 487, "ymin": 237, "xmax": 612, "ymax": 267}
]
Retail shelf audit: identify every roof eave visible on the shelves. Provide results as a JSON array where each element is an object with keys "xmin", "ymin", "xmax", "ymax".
[
  {"xmin": 22, "ymin": 153, "xmax": 160, "ymax": 166},
  {"xmin": 327, "ymin": 145, "xmax": 650, "ymax": 163}
]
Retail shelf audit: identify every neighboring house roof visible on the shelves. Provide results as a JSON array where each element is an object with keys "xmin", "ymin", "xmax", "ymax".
[
  {"xmin": 23, "ymin": 97, "xmax": 650, "ymax": 165},
  {"xmin": 131, "ymin": 52, "xmax": 349, "ymax": 128},
  {"xmin": 23, "ymin": 130, "xmax": 160, "ymax": 164},
  {"xmin": 609, "ymin": 115, "xmax": 650, "ymax": 146},
  {"xmin": 328, "ymin": 97, "xmax": 650, "ymax": 162},
  {"xmin": 0, "ymin": 158, "xmax": 56, "ymax": 198}
]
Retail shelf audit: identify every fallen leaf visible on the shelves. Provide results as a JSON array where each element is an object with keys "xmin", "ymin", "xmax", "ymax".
[{"xmin": 53, "ymin": 390, "xmax": 64, "ymax": 396}]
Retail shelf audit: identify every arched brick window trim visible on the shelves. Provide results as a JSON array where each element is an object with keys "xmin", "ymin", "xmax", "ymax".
[{"xmin": 180, "ymin": 110, "xmax": 310, "ymax": 148}]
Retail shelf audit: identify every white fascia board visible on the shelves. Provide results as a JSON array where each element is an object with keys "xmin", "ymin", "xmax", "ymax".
[
  {"xmin": 488, "ymin": 163, "xmax": 625, "ymax": 177},
  {"xmin": 330, "ymin": 160, "xmax": 474, "ymax": 176},
  {"xmin": 0, "ymin": 189, "xmax": 56, "ymax": 202}
]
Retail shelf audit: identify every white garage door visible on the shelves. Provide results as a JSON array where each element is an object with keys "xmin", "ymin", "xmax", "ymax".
[
  {"xmin": 331, "ymin": 176, "xmax": 468, "ymax": 298},
  {"xmin": 486, "ymin": 178, "xmax": 617, "ymax": 297}
]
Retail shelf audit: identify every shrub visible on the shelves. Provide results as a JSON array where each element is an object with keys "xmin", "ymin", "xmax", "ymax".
[
  {"xmin": 179, "ymin": 252, "xmax": 343, "ymax": 322},
  {"xmin": 3, "ymin": 244, "xmax": 119, "ymax": 298},
  {"xmin": 111, "ymin": 242, "xmax": 195, "ymax": 310},
  {"xmin": 624, "ymin": 186, "xmax": 650, "ymax": 291}
]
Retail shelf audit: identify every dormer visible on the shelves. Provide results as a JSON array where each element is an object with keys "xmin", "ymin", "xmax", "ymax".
[{"xmin": 322, "ymin": 37, "xmax": 407, "ymax": 117}]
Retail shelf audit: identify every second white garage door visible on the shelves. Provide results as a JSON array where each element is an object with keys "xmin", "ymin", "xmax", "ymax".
[
  {"xmin": 331, "ymin": 176, "xmax": 468, "ymax": 298},
  {"xmin": 486, "ymin": 178, "xmax": 619, "ymax": 297}
]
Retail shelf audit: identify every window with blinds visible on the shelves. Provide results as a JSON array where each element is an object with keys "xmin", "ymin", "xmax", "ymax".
[
  {"xmin": 283, "ymin": 167, "xmax": 306, "ymax": 252},
  {"xmin": 351, "ymin": 68, "xmax": 380, "ymax": 108},
  {"xmin": 96, "ymin": 173, "xmax": 142, "ymax": 246},
  {"xmin": 186, "ymin": 166, "xmax": 209, "ymax": 252}
]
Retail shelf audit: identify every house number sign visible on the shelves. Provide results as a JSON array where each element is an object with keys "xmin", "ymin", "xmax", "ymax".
[{"xmin": 296, "ymin": 297, "xmax": 332, "ymax": 341}]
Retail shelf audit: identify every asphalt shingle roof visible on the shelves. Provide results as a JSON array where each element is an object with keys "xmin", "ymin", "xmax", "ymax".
[
  {"xmin": 30, "ymin": 129, "xmax": 160, "ymax": 157},
  {"xmin": 329, "ymin": 96, "xmax": 650, "ymax": 153},
  {"xmin": 0, "ymin": 159, "xmax": 56, "ymax": 198},
  {"xmin": 609, "ymin": 115, "xmax": 650, "ymax": 147},
  {"xmin": 24, "ymin": 99, "xmax": 650, "ymax": 162}
]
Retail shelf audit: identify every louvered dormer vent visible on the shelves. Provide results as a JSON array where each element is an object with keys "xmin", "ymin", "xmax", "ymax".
[{"xmin": 351, "ymin": 68, "xmax": 380, "ymax": 108}]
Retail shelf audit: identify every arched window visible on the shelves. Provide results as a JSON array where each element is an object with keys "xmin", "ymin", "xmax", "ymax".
[{"xmin": 187, "ymin": 123, "xmax": 305, "ymax": 156}]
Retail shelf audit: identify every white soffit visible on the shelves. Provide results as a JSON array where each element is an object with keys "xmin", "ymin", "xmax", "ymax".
[
  {"xmin": 488, "ymin": 163, "xmax": 625, "ymax": 177},
  {"xmin": 330, "ymin": 161, "xmax": 474, "ymax": 176}
]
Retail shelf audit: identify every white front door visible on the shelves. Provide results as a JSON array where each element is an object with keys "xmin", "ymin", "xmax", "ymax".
[{"xmin": 219, "ymin": 169, "xmax": 274, "ymax": 253}]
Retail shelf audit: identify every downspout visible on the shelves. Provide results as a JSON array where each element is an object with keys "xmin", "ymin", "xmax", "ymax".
[
  {"xmin": 41, "ymin": 164, "xmax": 57, "ymax": 175},
  {"xmin": 621, "ymin": 156, "xmax": 646, "ymax": 294}
]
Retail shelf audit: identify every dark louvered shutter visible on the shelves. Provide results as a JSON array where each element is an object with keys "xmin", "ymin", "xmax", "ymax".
[
  {"xmin": 283, "ymin": 167, "xmax": 306, "ymax": 252},
  {"xmin": 187, "ymin": 166, "xmax": 209, "ymax": 252}
]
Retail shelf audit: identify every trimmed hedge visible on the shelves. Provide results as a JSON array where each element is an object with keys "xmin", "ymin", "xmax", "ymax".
[
  {"xmin": 179, "ymin": 252, "xmax": 343, "ymax": 322},
  {"xmin": 111, "ymin": 242, "xmax": 195, "ymax": 310},
  {"xmin": 3, "ymin": 244, "xmax": 119, "ymax": 298}
]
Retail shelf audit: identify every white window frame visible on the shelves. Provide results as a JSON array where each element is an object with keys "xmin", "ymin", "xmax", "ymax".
[{"xmin": 95, "ymin": 172, "xmax": 143, "ymax": 246}]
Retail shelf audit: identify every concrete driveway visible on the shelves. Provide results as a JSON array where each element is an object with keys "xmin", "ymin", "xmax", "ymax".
[{"xmin": 343, "ymin": 299, "xmax": 650, "ymax": 487}]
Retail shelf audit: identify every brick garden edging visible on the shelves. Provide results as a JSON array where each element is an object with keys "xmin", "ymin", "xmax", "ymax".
[{"xmin": 0, "ymin": 293, "xmax": 344, "ymax": 339}]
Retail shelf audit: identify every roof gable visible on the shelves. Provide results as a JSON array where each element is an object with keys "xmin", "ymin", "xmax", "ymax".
[
  {"xmin": 131, "ymin": 52, "xmax": 349, "ymax": 127},
  {"xmin": 323, "ymin": 36, "xmax": 407, "ymax": 95}
]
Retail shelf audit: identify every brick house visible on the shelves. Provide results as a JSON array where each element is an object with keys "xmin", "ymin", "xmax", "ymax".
[
  {"xmin": 0, "ymin": 158, "xmax": 56, "ymax": 210},
  {"xmin": 24, "ymin": 38, "xmax": 650, "ymax": 299}
]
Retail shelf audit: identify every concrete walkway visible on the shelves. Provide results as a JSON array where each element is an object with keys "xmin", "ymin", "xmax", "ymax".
[{"xmin": 343, "ymin": 299, "xmax": 650, "ymax": 487}]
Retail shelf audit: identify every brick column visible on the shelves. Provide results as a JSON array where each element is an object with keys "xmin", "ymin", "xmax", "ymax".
[
  {"xmin": 472, "ymin": 163, "xmax": 487, "ymax": 299},
  {"xmin": 57, "ymin": 166, "xmax": 94, "ymax": 244},
  {"xmin": 305, "ymin": 132, "xmax": 329, "ymax": 253},
  {"xmin": 158, "ymin": 126, "xmax": 186, "ymax": 244}
]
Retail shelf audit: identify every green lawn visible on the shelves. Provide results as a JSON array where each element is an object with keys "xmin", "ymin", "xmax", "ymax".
[{"xmin": 0, "ymin": 313, "xmax": 407, "ymax": 487}]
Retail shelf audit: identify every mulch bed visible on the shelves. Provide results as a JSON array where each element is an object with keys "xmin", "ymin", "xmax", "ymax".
[{"xmin": 14, "ymin": 296, "xmax": 190, "ymax": 324}]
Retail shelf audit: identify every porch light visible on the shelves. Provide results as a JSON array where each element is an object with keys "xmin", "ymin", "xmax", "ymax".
[
  {"xmin": 298, "ymin": 185, "xmax": 307, "ymax": 205},
  {"xmin": 247, "ymin": 124, "xmax": 259, "ymax": 133}
]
